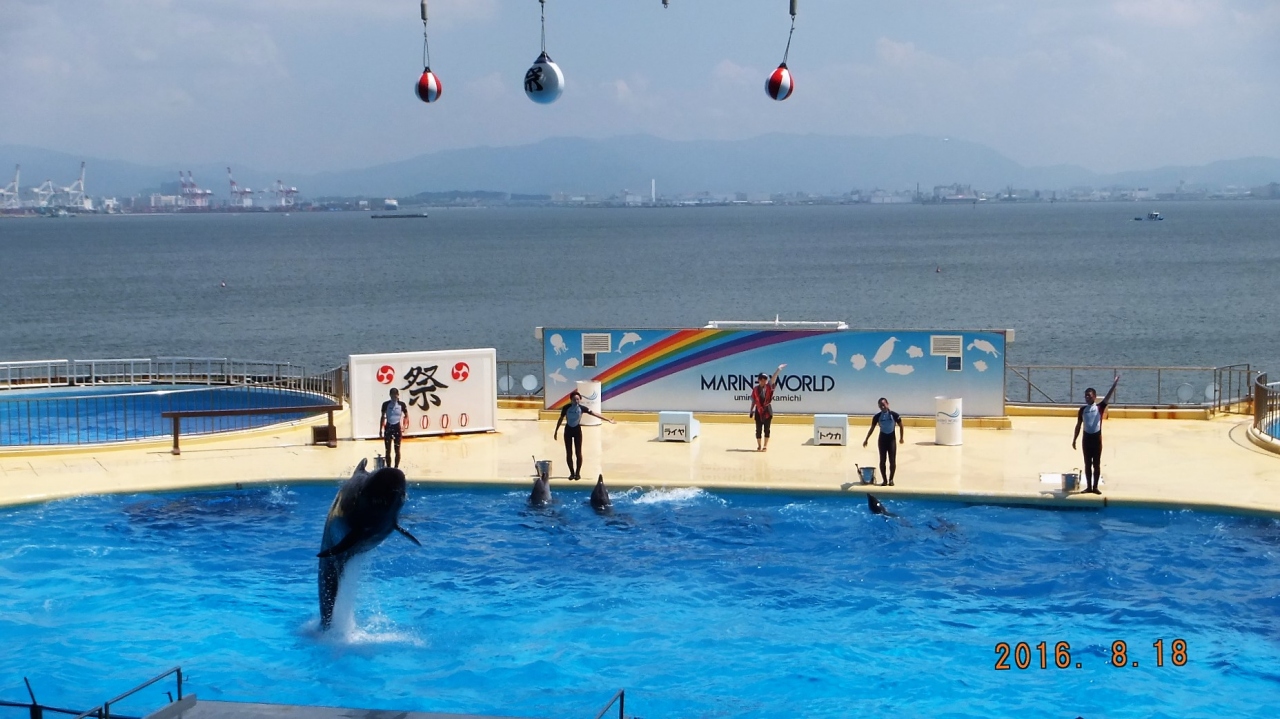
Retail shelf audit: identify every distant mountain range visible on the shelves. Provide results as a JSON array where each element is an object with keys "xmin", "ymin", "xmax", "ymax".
[{"xmin": 3, "ymin": 135, "xmax": 1279, "ymax": 199}]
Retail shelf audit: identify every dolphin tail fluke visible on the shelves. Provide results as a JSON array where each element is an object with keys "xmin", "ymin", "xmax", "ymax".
[
  {"xmin": 395, "ymin": 524, "xmax": 422, "ymax": 546},
  {"xmin": 317, "ymin": 531, "xmax": 363, "ymax": 559}
]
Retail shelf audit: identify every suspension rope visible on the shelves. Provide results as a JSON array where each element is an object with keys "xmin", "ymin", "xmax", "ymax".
[
  {"xmin": 781, "ymin": 12, "xmax": 796, "ymax": 65},
  {"xmin": 540, "ymin": 0, "xmax": 547, "ymax": 55},
  {"xmin": 422, "ymin": 21, "xmax": 431, "ymax": 68},
  {"xmin": 420, "ymin": 0, "xmax": 432, "ymax": 68}
]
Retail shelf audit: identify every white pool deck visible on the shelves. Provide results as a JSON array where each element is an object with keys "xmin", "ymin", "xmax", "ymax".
[{"xmin": 1, "ymin": 407, "xmax": 1278, "ymax": 515}]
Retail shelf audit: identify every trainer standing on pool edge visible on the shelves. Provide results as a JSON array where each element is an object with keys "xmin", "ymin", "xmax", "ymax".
[
  {"xmin": 379, "ymin": 387, "xmax": 409, "ymax": 469},
  {"xmin": 553, "ymin": 390, "xmax": 616, "ymax": 480},
  {"xmin": 863, "ymin": 397, "xmax": 904, "ymax": 486},
  {"xmin": 1073, "ymin": 374, "xmax": 1120, "ymax": 495},
  {"xmin": 750, "ymin": 364, "xmax": 786, "ymax": 451}
]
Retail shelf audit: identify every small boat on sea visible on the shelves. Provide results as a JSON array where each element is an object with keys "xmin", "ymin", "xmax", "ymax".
[
  {"xmin": 1133, "ymin": 211, "xmax": 1163, "ymax": 221},
  {"xmin": 371, "ymin": 213, "xmax": 429, "ymax": 219}
]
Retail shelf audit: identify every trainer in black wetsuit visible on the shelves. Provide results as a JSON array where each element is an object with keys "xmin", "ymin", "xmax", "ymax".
[
  {"xmin": 553, "ymin": 390, "xmax": 615, "ymax": 480},
  {"xmin": 862, "ymin": 397, "xmax": 904, "ymax": 486},
  {"xmin": 379, "ymin": 387, "xmax": 409, "ymax": 469},
  {"xmin": 1072, "ymin": 374, "xmax": 1120, "ymax": 495}
]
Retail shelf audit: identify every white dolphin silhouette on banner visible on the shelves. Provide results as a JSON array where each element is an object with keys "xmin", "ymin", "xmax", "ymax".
[
  {"xmin": 821, "ymin": 343, "xmax": 838, "ymax": 364},
  {"xmin": 872, "ymin": 337, "xmax": 899, "ymax": 367},
  {"xmin": 618, "ymin": 332, "xmax": 642, "ymax": 352}
]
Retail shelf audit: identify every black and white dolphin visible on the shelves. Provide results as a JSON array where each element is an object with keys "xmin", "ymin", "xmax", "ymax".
[
  {"xmin": 589, "ymin": 474, "xmax": 612, "ymax": 511},
  {"xmin": 317, "ymin": 458, "xmax": 420, "ymax": 629}
]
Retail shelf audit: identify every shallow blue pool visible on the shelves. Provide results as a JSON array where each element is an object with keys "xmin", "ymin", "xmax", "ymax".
[
  {"xmin": 0, "ymin": 384, "xmax": 333, "ymax": 445},
  {"xmin": 1, "ymin": 486, "xmax": 1278, "ymax": 718}
]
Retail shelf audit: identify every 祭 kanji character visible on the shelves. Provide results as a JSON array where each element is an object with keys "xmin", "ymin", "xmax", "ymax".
[{"xmin": 400, "ymin": 365, "xmax": 449, "ymax": 410}]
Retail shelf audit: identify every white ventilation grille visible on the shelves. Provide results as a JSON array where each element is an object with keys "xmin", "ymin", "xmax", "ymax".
[
  {"xmin": 930, "ymin": 335, "xmax": 963, "ymax": 357},
  {"xmin": 582, "ymin": 333, "xmax": 612, "ymax": 354}
]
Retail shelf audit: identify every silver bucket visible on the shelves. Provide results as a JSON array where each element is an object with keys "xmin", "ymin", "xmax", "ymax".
[
  {"xmin": 1062, "ymin": 472, "xmax": 1081, "ymax": 492},
  {"xmin": 859, "ymin": 466, "xmax": 876, "ymax": 485},
  {"xmin": 534, "ymin": 460, "xmax": 552, "ymax": 481}
]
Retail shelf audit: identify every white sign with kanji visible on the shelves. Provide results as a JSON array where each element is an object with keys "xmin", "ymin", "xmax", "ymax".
[{"xmin": 349, "ymin": 348, "xmax": 497, "ymax": 439}]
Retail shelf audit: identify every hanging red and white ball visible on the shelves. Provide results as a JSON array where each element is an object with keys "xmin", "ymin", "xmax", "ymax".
[
  {"xmin": 765, "ymin": 63, "xmax": 794, "ymax": 102},
  {"xmin": 524, "ymin": 51, "xmax": 564, "ymax": 104},
  {"xmin": 416, "ymin": 67, "xmax": 442, "ymax": 103}
]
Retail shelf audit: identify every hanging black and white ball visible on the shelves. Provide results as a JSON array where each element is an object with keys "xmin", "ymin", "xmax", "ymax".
[
  {"xmin": 765, "ymin": 63, "xmax": 794, "ymax": 102},
  {"xmin": 524, "ymin": 51, "xmax": 564, "ymax": 104}
]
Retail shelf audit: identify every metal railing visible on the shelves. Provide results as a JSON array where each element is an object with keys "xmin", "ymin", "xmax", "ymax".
[
  {"xmin": 1254, "ymin": 374, "xmax": 1280, "ymax": 441},
  {"xmin": 496, "ymin": 360, "xmax": 544, "ymax": 397},
  {"xmin": 0, "ymin": 365, "xmax": 345, "ymax": 447},
  {"xmin": 0, "ymin": 357, "xmax": 338, "ymax": 397},
  {"xmin": 592, "ymin": 689, "xmax": 626, "ymax": 719},
  {"xmin": 1005, "ymin": 364, "xmax": 1256, "ymax": 412},
  {"xmin": 70, "ymin": 667, "xmax": 183, "ymax": 719}
]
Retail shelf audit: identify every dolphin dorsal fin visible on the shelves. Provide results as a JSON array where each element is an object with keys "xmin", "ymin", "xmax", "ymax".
[{"xmin": 395, "ymin": 524, "xmax": 422, "ymax": 546}]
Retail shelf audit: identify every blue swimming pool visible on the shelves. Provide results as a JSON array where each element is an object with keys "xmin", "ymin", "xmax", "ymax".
[
  {"xmin": 0, "ymin": 384, "xmax": 334, "ymax": 445},
  {"xmin": 1, "ymin": 486, "xmax": 1278, "ymax": 718}
]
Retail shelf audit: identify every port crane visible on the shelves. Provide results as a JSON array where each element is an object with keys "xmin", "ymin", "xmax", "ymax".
[
  {"xmin": 227, "ymin": 167, "xmax": 257, "ymax": 208},
  {"xmin": 0, "ymin": 165, "xmax": 18, "ymax": 210}
]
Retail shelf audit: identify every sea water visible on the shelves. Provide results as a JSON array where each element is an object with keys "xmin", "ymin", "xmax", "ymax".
[{"xmin": 0, "ymin": 203, "xmax": 1277, "ymax": 370}]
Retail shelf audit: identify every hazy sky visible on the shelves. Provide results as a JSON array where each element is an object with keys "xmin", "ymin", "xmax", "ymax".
[{"xmin": 3, "ymin": 0, "xmax": 1279, "ymax": 174}]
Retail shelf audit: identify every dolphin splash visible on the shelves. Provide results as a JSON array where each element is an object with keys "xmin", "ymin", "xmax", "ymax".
[{"xmin": 317, "ymin": 458, "xmax": 420, "ymax": 629}]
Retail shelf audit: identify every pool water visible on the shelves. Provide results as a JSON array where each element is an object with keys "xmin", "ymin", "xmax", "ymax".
[
  {"xmin": 0, "ymin": 384, "xmax": 333, "ymax": 445},
  {"xmin": 1, "ymin": 485, "xmax": 1278, "ymax": 718}
]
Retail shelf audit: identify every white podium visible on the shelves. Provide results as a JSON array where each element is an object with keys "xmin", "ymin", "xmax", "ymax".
[
  {"xmin": 935, "ymin": 396, "xmax": 963, "ymax": 446},
  {"xmin": 658, "ymin": 411, "xmax": 700, "ymax": 442},
  {"xmin": 813, "ymin": 414, "xmax": 848, "ymax": 445},
  {"xmin": 576, "ymin": 380, "xmax": 602, "ymax": 426}
]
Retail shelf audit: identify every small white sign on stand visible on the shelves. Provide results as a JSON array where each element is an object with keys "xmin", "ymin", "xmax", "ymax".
[
  {"xmin": 576, "ymin": 380, "xmax": 602, "ymax": 426},
  {"xmin": 935, "ymin": 396, "xmax": 963, "ymax": 446},
  {"xmin": 350, "ymin": 349, "xmax": 497, "ymax": 439}
]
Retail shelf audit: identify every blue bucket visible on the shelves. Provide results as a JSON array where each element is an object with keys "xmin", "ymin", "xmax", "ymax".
[{"xmin": 859, "ymin": 466, "xmax": 876, "ymax": 485}]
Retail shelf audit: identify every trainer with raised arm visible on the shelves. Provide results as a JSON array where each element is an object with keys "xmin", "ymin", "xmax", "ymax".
[
  {"xmin": 1072, "ymin": 374, "xmax": 1120, "ymax": 495},
  {"xmin": 553, "ymin": 390, "xmax": 616, "ymax": 481},
  {"xmin": 750, "ymin": 363, "xmax": 786, "ymax": 451},
  {"xmin": 862, "ymin": 397, "xmax": 904, "ymax": 486}
]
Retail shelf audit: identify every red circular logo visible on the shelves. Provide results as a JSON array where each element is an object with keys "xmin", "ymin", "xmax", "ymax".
[
  {"xmin": 451, "ymin": 362, "xmax": 470, "ymax": 382},
  {"xmin": 376, "ymin": 365, "xmax": 396, "ymax": 384}
]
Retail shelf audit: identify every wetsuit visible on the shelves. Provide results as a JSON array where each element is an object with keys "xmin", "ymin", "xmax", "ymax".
[
  {"xmin": 1078, "ymin": 400, "xmax": 1108, "ymax": 491},
  {"xmin": 381, "ymin": 398, "xmax": 408, "ymax": 468},
  {"xmin": 871, "ymin": 409, "xmax": 901, "ymax": 485},
  {"xmin": 750, "ymin": 383, "xmax": 775, "ymax": 439},
  {"xmin": 559, "ymin": 402, "xmax": 586, "ymax": 479}
]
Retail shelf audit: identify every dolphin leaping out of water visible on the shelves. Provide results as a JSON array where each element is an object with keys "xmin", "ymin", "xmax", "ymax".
[
  {"xmin": 317, "ymin": 458, "xmax": 420, "ymax": 629},
  {"xmin": 590, "ymin": 474, "xmax": 612, "ymax": 511}
]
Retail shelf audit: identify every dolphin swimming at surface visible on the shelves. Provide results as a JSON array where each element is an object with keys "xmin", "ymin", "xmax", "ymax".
[
  {"xmin": 530, "ymin": 474, "xmax": 552, "ymax": 506},
  {"xmin": 867, "ymin": 494, "xmax": 895, "ymax": 517},
  {"xmin": 590, "ymin": 474, "xmax": 612, "ymax": 511},
  {"xmin": 317, "ymin": 458, "xmax": 420, "ymax": 629}
]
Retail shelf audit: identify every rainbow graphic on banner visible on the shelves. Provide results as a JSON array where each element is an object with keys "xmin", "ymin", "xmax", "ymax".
[{"xmin": 548, "ymin": 328, "xmax": 836, "ymax": 409}]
